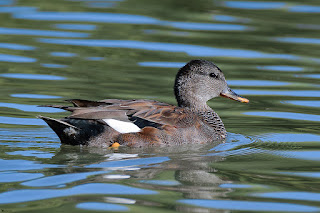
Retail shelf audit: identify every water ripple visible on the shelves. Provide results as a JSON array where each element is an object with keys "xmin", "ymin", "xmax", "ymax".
[
  {"xmin": 303, "ymin": 74, "xmax": 320, "ymax": 79},
  {"xmin": 138, "ymin": 61, "xmax": 184, "ymax": 68},
  {"xmin": 41, "ymin": 63, "xmax": 69, "ymax": 68},
  {"xmin": 104, "ymin": 197, "xmax": 136, "ymax": 204},
  {"xmin": 289, "ymin": 5, "xmax": 320, "ymax": 13},
  {"xmin": 210, "ymin": 133, "xmax": 252, "ymax": 152},
  {"xmin": 279, "ymin": 172, "xmax": 320, "ymax": 178},
  {"xmin": 13, "ymin": 11, "xmax": 249, "ymax": 31},
  {"xmin": 0, "ymin": 6, "xmax": 36, "ymax": 13},
  {"xmin": 167, "ymin": 21, "xmax": 249, "ymax": 31},
  {"xmin": 10, "ymin": 94, "xmax": 61, "ymax": 99},
  {"xmin": 213, "ymin": 14, "xmax": 250, "ymax": 23},
  {"xmin": 86, "ymin": 2, "xmax": 117, "ymax": 8},
  {"xmin": 54, "ymin": 23, "xmax": 96, "ymax": 31},
  {"xmin": 285, "ymin": 100, "xmax": 320, "ymax": 107},
  {"xmin": 244, "ymin": 111, "xmax": 320, "ymax": 122},
  {"xmin": 37, "ymin": 38, "xmax": 298, "ymax": 59},
  {"xmin": 86, "ymin": 56, "xmax": 104, "ymax": 61},
  {"xmin": 219, "ymin": 183, "xmax": 252, "ymax": 188},
  {"xmin": 14, "ymin": 11, "xmax": 160, "ymax": 24},
  {"xmin": 0, "ymin": 53, "xmax": 36, "ymax": 63},
  {"xmin": 228, "ymin": 80, "xmax": 289, "ymax": 86},
  {"xmin": 0, "ymin": 183, "xmax": 156, "ymax": 204},
  {"xmin": 255, "ymin": 191, "xmax": 320, "ymax": 202},
  {"xmin": 224, "ymin": 1, "xmax": 286, "ymax": 10},
  {"xmin": 76, "ymin": 202, "xmax": 129, "ymax": 211},
  {"xmin": 236, "ymin": 89, "xmax": 320, "ymax": 97},
  {"xmin": 277, "ymin": 37, "xmax": 320, "ymax": 45},
  {"xmin": 7, "ymin": 150, "xmax": 54, "ymax": 158},
  {"xmin": 0, "ymin": 43, "xmax": 36, "ymax": 50},
  {"xmin": 22, "ymin": 171, "xmax": 108, "ymax": 187},
  {"xmin": 296, "ymin": 24, "xmax": 320, "ymax": 30},
  {"xmin": 0, "ymin": 128, "xmax": 59, "ymax": 144},
  {"xmin": 0, "ymin": 27, "xmax": 89, "ymax": 37},
  {"xmin": 50, "ymin": 51, "xmax": 77, "ymax": 57},
  {"xmin": 86, "ymin": 156, "xmax": 170, "ymax": 168},
  {"xmin": 139, "ymin": 180, "xmax": 180, "ymax": 186},
  {"xmin": 178, "ymin": 199, "xmax": 318, "ymax": 212},
  {"xmin": 0, "ymin": 73, "xmax": 66, "ymax": 80},
  {"xmin": 0, "ymin": 0, "xmax": 15, "ymax": 6},
  {"xmin": 274, "ymin": 151, "xmax": 320, "ymax": 161},
  {"xmin": 257, "ymin": 65, "xmax": 304, "ymax": 72},
  {"xmin": 0, "ymin": 172, "xmax": 44, "ymax": 183},
  {"xmin": 259, "ymin": 133, "xmax": 320, "ymax": 142},
  {"xmin": 0, "ymin": 116, "xmax": 46, "ymax": 125},
  {"xmin": 0, "ymin": 159, "xmax": 60, "ymax": 171},
  {"xmin": 208, "ymin": 147, "xmax": 264, "ymax": 157}
]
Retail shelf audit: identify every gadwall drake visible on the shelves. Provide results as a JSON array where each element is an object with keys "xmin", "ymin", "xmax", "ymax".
[{"xmin": 39, "ymin": 60, "xmax": 249, "ymax": 147}]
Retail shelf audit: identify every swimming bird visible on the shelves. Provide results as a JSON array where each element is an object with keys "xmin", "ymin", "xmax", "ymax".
[{"xmin": 39, "ymin": 59, "xmax": 249, "ymax": 147}]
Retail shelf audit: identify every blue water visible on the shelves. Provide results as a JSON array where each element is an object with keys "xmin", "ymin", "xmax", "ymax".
[
  {"xmin": 0, "ymin": 0, "xmax": 320, "ymax": 212},
  {"xmin": 224, "ymin": 1, "xmax": 286, "ymax": 10},
  {"xmin": 38, "ymin": 38, "xmax": 300, "ymax": 59},
  {"xmin": 0, "ymin": 54, "xmax": 36, "ymax": 63},
  {"xmin": 0, "ymin": 27, "xmax": 89, "ymax": 37},
  {"xmin": 178, "ymin": 199, "xmax": 319, "ymax": 212},
  {"xmin": 0, "ymin": 73, "xmax": 66, "ymax": 80}
]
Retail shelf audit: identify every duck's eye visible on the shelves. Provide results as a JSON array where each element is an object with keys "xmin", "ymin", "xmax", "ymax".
[{"xmin": 209, "ymin": 73, "xmax": 218, "ymax": 78}]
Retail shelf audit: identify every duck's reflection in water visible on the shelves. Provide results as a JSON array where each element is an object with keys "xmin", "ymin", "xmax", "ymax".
[{"xmin": 50, "ymin": 142, "xmax": 232, "ymax": 211}]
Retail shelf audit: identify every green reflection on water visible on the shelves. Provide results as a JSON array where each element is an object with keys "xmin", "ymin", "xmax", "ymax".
[{"xmin": 0, "ymin": 0, "xmax": 320, "ymax": 212}]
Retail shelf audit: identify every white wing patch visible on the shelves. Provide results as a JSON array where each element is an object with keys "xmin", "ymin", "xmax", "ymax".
[{"xmin": 103, "ymin": 119, "xmax": 141, "ymax": 133}]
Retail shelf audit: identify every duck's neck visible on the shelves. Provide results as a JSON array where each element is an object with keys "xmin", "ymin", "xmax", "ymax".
[
  {"xmin": 176, "ymin": 94, "xmax": 209, "ymax": 111},
  {"xmin": 177, "ymin": 95, "xmax": 226, "ymax": 137},
  {"xmin": 175, "ymin": 82, "xmax": 208, "ymax": 111},
  {"xmin": 174, "ymin": 81, "xmax": 226, "ymax": 138}
]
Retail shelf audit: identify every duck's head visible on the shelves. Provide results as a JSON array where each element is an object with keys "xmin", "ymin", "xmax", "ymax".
[{"xmin": 174, "ymin": 59, "xmax": 249, "ymax": 109}]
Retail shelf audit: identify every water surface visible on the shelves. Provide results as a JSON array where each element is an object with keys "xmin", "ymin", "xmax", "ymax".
[{"xmin": 0, "ymin": 0, "xmax": 320, "ymax": 212}]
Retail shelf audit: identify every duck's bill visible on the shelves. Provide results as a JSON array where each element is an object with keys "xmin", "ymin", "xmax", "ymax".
[{"xmin": 220, "ymin": 87, "xmax": 249, "ymax": 103}]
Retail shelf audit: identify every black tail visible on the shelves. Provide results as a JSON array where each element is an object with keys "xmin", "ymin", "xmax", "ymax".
[{"xmin": 39, "ymin": 116, "xmax": 107, "ymax": 145}]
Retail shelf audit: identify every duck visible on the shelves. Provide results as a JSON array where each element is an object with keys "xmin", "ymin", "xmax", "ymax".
[{"xmin": 39, "ymin": 59, "xmax": 249, "ymax": 147}]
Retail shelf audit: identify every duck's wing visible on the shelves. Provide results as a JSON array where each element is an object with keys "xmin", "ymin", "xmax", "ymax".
[
  {"xmin": 125, "ymin": 100, "xmax": 195, "ymax": 128},
  {"xmin": 44, "ymin": 99, "xmax": 196, "ymax": 129}
]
